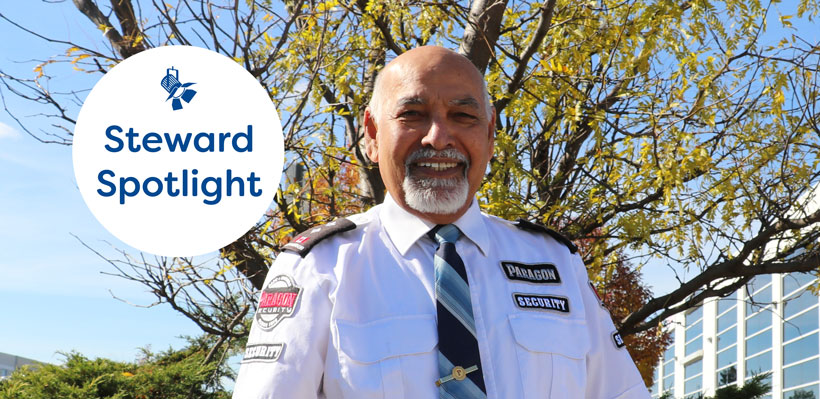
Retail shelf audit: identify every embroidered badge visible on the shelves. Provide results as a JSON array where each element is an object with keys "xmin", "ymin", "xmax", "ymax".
[
  {"xmin": 241, "ymin": 343, "xmax": 285, "ymax": 363},
  {"xmin": 255, "ymin": 275, "xmax": 301, "ymax": 331},
  {"xmin": 612, "ymin": 331, "xmax": 626, "ymax": 349},
  {"xmin": 513, "ymin": 293, "xmax": 570, "ymax": 313},
  {"xmin": 501, "ymin": 261, "xmax": 561, "ymax": 284}
]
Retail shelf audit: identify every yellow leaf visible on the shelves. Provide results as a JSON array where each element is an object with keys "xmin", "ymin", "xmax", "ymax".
[
  {"xmin": 71, "ymin": 54, "xmax": 91, "ymax": 64},
  {"xmin": 122, "ymin": 372, "xmax": 134, "ymax": 377}
]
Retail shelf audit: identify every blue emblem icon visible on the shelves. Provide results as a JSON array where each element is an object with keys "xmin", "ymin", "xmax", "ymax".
[{"xmin": 160, "ymin": 67, "xmax": 197, "ymax": 110}]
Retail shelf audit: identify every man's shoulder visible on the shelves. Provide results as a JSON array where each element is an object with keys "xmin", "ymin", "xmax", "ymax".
[
  {"xmin": 280, "ymin": 207, "xmax": 378, "ymax": 258},
  {"xmin": 483, "ymin": 213, "xmax": 578, "ymax": 254}
]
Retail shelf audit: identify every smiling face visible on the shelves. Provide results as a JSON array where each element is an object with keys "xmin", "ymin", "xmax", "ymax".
[{"xmin": 364, "ymin": 47, "xmax": 495, "ymax": 224}]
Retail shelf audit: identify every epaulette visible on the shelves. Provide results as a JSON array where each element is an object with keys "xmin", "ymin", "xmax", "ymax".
[
  {"xmin": 515, "ymin": 219, "xmax": 578, "ymax": 254},
  {"xmin": 282, "ymin": 218, "xmax": 357, "ymax": 258}
]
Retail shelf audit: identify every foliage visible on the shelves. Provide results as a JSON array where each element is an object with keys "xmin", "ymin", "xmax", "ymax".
[
  {"xmin": 706, "ymin": 372, "xmax": 770, "ymax": 399},
  {"xmin": 662, "ymin": 372, "xmax": 770, "ymax": 399},
  {"xmin": 2, "ymin": 0, "xmax": 820, "ymax": 371},
  {"xmin": 0, "ymin": 337, "xmax": 232, "ymax": 399}
]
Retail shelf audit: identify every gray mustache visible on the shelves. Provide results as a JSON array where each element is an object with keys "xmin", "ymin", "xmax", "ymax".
[{"xmin": 405, "ymin": 148, "xmax": 469, "ymax": 166}]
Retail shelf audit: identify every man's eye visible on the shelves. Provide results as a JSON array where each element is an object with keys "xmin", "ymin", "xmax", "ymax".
[
  {"xmin": 399, "ymin": 110, "xmax": 422, "ymax": 118},
  {"xmin": 455, "ymin": 112, "xmax": 478, "ymax": 120}
]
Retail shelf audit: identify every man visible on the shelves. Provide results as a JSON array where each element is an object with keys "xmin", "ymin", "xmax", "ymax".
[{"xmin": 233, "ymin": 46, "xmax": 650, "ymax": 399}]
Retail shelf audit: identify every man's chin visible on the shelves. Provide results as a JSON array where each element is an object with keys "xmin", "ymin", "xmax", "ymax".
[{"xmin": 402, "ymin": 178, "xmax": 470, "ymax": 216}]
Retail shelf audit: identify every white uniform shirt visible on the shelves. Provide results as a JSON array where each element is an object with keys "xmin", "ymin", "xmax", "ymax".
[{"xmin": 233, "ymin": 195, "xmax": 650, "ymax": 399}]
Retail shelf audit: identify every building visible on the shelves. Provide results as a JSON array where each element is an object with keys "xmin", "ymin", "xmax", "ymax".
[
  {"xmin": 648, "ymin": 271, "xmax": 819, "ymax": 399},
  {"xmin": 0, "ymin": 352, "xmax": 39, "ymax": 379}
]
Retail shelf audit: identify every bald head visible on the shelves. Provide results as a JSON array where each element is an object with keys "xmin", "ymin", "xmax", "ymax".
[
  {"xmin": 368, "ymin": 46, "xmax": 492, "ymax": 125},
  {"xmin": 362, "ymin": 45, "xmax": 496, "ymax": 224}
]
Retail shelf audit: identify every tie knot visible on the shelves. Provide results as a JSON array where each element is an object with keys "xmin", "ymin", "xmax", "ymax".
[{"xmin": 432, "ymin": 224, "xmax": 461, "ymax": 245}]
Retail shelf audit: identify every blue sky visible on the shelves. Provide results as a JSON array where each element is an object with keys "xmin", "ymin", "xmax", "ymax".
[{"xmin": 0, "ymin": 2, "xmax": 202, "ymax": 365}]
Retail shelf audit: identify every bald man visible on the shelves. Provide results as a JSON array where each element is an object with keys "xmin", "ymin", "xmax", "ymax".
[{"xmin": 233, "ymin": 46, "xmax": 650, "ymax": 399}]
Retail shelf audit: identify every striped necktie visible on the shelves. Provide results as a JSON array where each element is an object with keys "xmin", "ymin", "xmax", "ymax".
[{"xmin": 430, "ymin": 224, "xmax": 487, "ymax": 398}]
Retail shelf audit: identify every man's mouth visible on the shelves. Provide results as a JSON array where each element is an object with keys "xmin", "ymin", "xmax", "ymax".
[
  {"xmin": 409, "ymin": 159, "xmax": 466, "ymax": 177},
  {"xmin": 405, "ymin": 148, "xmax": 470, "ymax": 179},
  {"xmin": 415, "ymin": 161, "xmax": 460, "ymax": 172}
]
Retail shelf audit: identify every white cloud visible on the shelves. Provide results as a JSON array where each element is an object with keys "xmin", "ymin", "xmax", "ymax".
[{"xmin": 0, "ymin": 121, "xmax": 21, "ymax": 140}]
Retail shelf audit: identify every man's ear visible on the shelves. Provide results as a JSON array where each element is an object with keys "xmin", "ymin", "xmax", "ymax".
[{"xmin": 364, "ymin": 108, "xmax": 379, "ymax": 163}]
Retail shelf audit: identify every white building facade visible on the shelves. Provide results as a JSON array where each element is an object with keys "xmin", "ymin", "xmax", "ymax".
[{"xmin": 648, "ymin": 272, "xmax": 820, "ymax": 399}]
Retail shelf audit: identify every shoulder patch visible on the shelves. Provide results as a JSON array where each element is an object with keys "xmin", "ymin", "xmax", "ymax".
[
  {"xmin": 283, "ymin": 218, "xmax": 357, "ymax": 257},
  {"xmin": 515, "ymin": 219, "xmax": 578, "ymax": 254}
]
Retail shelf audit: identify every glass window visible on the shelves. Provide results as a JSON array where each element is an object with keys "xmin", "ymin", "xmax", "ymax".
[
  {"xmin": 747, "ymin": 329, "xmax": 773, "ymax": 357},
  {"xmin": 718, "ymin": 326, "xmax": 737, "ymax": 351},
  {"xmin": 664, "ymin": 360, "xmax": 675, "ymax": 375},
  {"xmin": 663, "ymin": 375, "xmax": 674, "ymax": 390},
  {"xmin": 684, "ymin": 377, "xmax": 702, "ymax": 395},
  {"xmin": 718, "ymin": 310, "xmax": 737, "ymax": 333},
  {"xmin": 746, "ymin": 351, "xmax": 773, "ymax": 377},
  {"xmin": 747, "ymin": 285, "xmax": 773, "ymax": 314},
  {"xmin": 785, "ymin": 308, "xmax": 819, "ymax": 342},
  {"xmin": 718, "ymin": 365, "xmax": 737, "ymax": 386},
  {"xmin": 664, "ymin": 331, "xmax": 675, "ymax": 360},
  {"xmin": 685, "ymin": 360, "xmax": 703, "ymax": 376},
  {"xmin": 684, "ymin": 359, "xmax": 703, "ymax": 395},
  {"xmin": 718, "ymin": 292, "xmax": 738, "ymax": 315},
  {"xmin": 785, "ymin": 290, "xmax": 819, "ymax": 319},
  {"xmin": 784, "ymin": 333, "xmax": 819, "ymax": 366},
  {"xmin": 718, "ymin": 345, "xmax": 737, "ymax": 369},
  {"xmin": 747, "ymin": 310, "xmax": 773, "ymax": 336},
  {"xmin": 784, "ymin": 272, "xmax": 816, "ymax": 297},
  {"xmin": 784, "ymin": 359, "xmax": 819, "ymax": 389},
  {"xmin": 686, "ymin": 338, "xmax": 702, "ymax": 356},
  {"xmin": 686, "ymin": 306, "xmax": 703, "ymax": 324},
  {"xmin": 783, "ymin": 384, "xmax": 819, "ymax": 399},
  {"xmin": 687, "ymin": 320, "xmax": 703, "ymax": 342},
  {"xmin": 748, "ymin": 274, "xmax": 772, "ymax": 293}
]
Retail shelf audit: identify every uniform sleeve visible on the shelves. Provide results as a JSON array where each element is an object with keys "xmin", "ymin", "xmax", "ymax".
[
  {"xmin": 232, "ymin": 250, "xmax": 334, "ymax": 399},
  {"xmin": 572, "ymin": 254, "xmax": 651, "ymax": 399}
]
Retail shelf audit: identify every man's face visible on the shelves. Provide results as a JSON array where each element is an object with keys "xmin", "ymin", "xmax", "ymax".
[{"xmin": 365, "ymin": 48, "xmax": 495, "ymax": 224}]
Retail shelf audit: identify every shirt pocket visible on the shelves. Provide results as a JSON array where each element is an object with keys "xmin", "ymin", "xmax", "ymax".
[
  {"xmin": 335, "ymin": 315, "xmax": 437, "ymax": 399},
  {"xmin": 508, "ymin": 313, "xmax": 590, "ymax": 399}
]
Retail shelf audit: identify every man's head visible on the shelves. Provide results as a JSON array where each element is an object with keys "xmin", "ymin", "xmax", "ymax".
[{"xmin": 364, "ymin": 46, "xmax": 496, "ymax": 224}]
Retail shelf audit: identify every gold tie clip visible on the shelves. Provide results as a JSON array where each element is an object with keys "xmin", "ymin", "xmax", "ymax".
[{"xmin": 436, "ymin": 365, "xmax": 479, "ymax": 387}]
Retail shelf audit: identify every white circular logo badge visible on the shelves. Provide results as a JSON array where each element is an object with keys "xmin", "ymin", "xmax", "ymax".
[{"xmin": 73, "ymin": 46, "xmax": 284, "ymax": 257}]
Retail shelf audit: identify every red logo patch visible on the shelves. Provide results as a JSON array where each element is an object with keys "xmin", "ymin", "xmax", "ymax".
[{"xmin": 255, "ymin": 275, "xmax": 301, "ymax": 331}]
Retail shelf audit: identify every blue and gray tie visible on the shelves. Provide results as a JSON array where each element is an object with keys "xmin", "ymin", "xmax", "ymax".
[{"xmin": 431, "ymin": 224, "xmax": 487, "ymax": 398}]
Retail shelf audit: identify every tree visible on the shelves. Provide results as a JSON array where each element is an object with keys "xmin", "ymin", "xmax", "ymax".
[
  {"xmin": 3, "ymin": 0, "xmax": 820, "ymax": 385},
  {"xmin": 707, "ymin": 372, "xmax": 770, "ymax": 399},
  {"xmin": 0, "ymin": 336, "xmax": 233, "ymax": 399}
]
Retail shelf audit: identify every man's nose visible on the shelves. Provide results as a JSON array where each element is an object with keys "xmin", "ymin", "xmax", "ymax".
[{"xmin": 420, "ymin": 115, "xmax": 455, "ymax": 150}]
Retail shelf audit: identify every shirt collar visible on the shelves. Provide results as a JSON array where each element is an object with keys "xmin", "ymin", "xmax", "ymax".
[{"xmin": 380, "ymin": 193, "xmax": 490, "ymax": 256}]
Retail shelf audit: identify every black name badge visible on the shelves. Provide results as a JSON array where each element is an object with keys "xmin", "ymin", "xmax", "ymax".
[
  {"xmin": 612, "ymin": 332, "xmax": 626, "ymax": 349},
  {"xmin": 513, "ymin": 293, "xmax": 570, "ymax": 313},
  {"xmin": 501, "ymin": 261, "xmax": 561, "ymax": 284}
]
